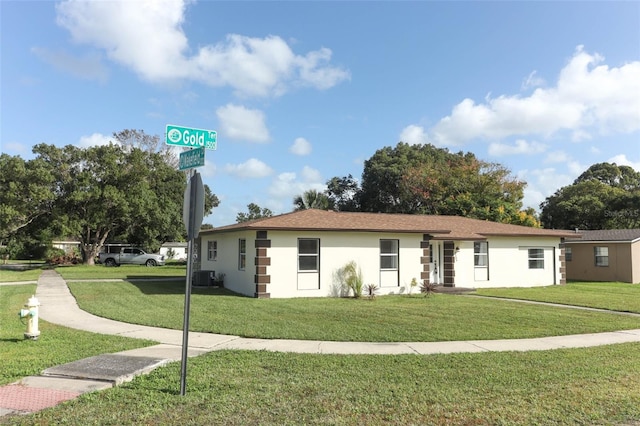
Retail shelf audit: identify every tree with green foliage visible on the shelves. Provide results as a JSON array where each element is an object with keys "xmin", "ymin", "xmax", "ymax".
[
  {"xmin": 236, "ymin": 203, "xmax": 273, "ymax": 223},
  {"xmin": 0, "ymin": 154, "xmax": 56, "ymax": 241},
  {"xmin": 325, "ymin": 174, "xmax": 360, "ymax": 211},
  {"xmin": 29, "ymin": 142, "xmax": 218, "ymax": 264},
  {"xmin": 540, "ymin": 162, "xmax": 640, "ymax": 229},
  {"xmin": 293, "ymin": 189, "xmax": 334, "ymax": 211},
  {"xmin": 355, "ymin": 142, "xmax": 536, "ymax": 225}
]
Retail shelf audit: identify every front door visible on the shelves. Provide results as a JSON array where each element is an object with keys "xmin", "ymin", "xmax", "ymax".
[{"xmin": 429, "ymin": 242, "xmax": 442, "ymax": 284}]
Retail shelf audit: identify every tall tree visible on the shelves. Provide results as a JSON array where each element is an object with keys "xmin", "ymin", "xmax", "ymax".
[
  {"xmin": 325, "ymin": 174, "xmax": 360, "ymax": 211},
  {"xmin": 236, "ymin": 203, "xmax": 273, "ymax": 223},
  {"xmin": 540, "ymin": 162, "xmax": 640, "ymax": 229},
  {"xmin": 31, "ymin": 143, "xmax": 219, "ymax": 264},
  {"xmin": 293, "ymin": 189, "xmax": 334, "ymax": 211},
  {"xmin": 358, "ymin": 142, "xmax": 534, "ymax": 225},
  {"xmin": 0, "ymin": 154, "xmax": 56, "ymax": 241}
]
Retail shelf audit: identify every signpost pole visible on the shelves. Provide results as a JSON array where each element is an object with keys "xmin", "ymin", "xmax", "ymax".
[
  {"xmin": 166, "ymin": 124, "xmax": 214, "ymax": 396},
  {"xmin": 180, "ymin": 168, "xmax": 197, "ymax": 396}
]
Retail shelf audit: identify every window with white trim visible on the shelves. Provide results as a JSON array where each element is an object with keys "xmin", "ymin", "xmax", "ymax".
[
  {"xmin": 380, "ymin": 239, "xmax": 399, "ymax": 270},
  {"xmin": 528, "ymin": 248, "xmax": 544, "ymax": 269},
  {"xmin": 208, "ymin": 240, "xmax": 217, "ymax": 261},
  {"xmin": 298, "ymin": 239, "xmax": 319, "ymax": 272},
  {"xmin": 594, "ymin": 246, "xmax": 609, "ymax": 267},
  {"xmin": 238, "ymin": 239, "xmax": 246, "ymax": 270},
  {"xmin": 474, "ymin": 242, "xmax": 488, "ymax": 267}
]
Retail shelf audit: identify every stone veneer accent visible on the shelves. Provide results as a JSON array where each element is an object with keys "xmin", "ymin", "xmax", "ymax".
[
  {"xmin": 420, "ymin": 234, "xmax": 432, "ymax": 286},
  {"xmin": 254, "ymin": 230, "xmax": 271, "ymax": 298},
  {"xmin": 443, "ymin": 241, "xmax": 455, "ymax": 287},
  {"xmin": 558, "ymin": 239, "xmax": 567, "ymax": 285}
]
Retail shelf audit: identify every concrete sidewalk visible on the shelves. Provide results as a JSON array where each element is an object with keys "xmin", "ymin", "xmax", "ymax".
[{"xmin": 2, "ymin": 270, "xmax": 640, "ymax": 417}]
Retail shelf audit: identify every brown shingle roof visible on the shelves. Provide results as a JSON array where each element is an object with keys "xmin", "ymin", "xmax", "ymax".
[
  {"xmin": 568, "ymin": 229, "xmax": 640, "ymax": 243},
  {"xmin": 204, "ymin": 209, "xmax": 577, "ymax": 240}
]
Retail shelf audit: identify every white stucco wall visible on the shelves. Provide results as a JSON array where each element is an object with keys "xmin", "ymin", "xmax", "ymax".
[
  {"xmin": 200, "ymin": 231, "xmax": 256, "ymax": 297},
  {"xmin": 454, "ymin": 237, "xmax": 562, "ymax": 288},
  {"xmin": 200, "ymin": 231, "xmax": 564, "ymax": 297},
  {"xmin": 201, "ymin": 230, "xmax": 424, "ymax": 298}
]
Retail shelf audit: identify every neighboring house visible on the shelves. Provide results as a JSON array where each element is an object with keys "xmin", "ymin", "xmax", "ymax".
[
  {"xmin": 51, "ymin": 240, "xmax": 81, "ymax": 253},
  {"xmin": 160, "ymin": 242, "xmax": 188, "ymax": 261},
  {"xmin": 565, "ymin": 229, "xmax": 640, "ymax": 283},
  {"xmin": 199, "ymin": 209, "xmax": 577, "ymax": 298}
]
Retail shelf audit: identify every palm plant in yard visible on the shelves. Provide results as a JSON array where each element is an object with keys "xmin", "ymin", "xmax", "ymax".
[
  {"xmin": 421, "ymin": 280, "xmax": 437, "ymax": 297},
  {"xmin": 365, "ymin": 283, "xmax": 378, "ymax": 299},
  {"xmin": 339, "ymin": 260, "xmax": 364, "ymax": 298}
]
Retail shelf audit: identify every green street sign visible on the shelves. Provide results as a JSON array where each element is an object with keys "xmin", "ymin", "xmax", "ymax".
[
  {"xmin": 179, "ymin": 147, "xmax": 205, "ymax": 170},
  {"xmin": 166, "ymin": 124, "xmax": 217, "ymax": 150}
]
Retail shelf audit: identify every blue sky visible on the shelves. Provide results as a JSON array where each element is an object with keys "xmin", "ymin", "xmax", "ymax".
[{"xmin": 2, "ymin": 1, "xmax": 639, "ymax": 227}]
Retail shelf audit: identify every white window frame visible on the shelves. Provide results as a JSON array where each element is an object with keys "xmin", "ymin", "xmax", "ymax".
[
  {"xmin": 474, "ymin": 241, "xmax": 488, "ymax": 268},
  {"xmin": 528, "ymin": 248, "xmax": 544, "ymax": 269},
  {"xmin": 565, "ymin": 247, "xmax": 572, "ymax": 262},
  {"xmin": 594, "ymin": 246, "xmax": 609, "ymax": 267},
  {"xmin": 238, "ymin": 239, "xmax": 246, "ymax": 270},
  {"xmin": 298, "ymin": 238, "xmax": 319, "ymax": 272},
  {"xmin": 380, "ymin": 239, "xmax": 399, "ymax": 270}
]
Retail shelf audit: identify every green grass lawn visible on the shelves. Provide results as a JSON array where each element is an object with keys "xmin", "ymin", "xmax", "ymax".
[
  {"xmin": 475, "ymin": 281, "xmax": 640, "ymax": 313},
  {"xmin": 0, "ymin": 285, "xmax": 155, "ymax": 386},
  {"xmin": 5, "ymin": 345, "xmax": 640, "ymax": 425},
  {"xmin": 56, "ymin": 264, "xmax": 186, "ymax": 280},
  {"xmin": 3, "ymin": 270, "xmax": 640, "ymax": 424},
  {"xmin": 0, "ymin": 268, "xmax": 43, "ymax": 283},
  {"xmin": 66, "ymin": 279, "xmax": 640, "ymax": 342}
]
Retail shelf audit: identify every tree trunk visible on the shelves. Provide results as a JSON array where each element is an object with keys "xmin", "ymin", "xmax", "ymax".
[
  {"xmin": 81, "ymin": 245, "xmax": 100, "ymax": 265},
  {"xmin": 80, "ymin": 228, "xmax": 110, "ymax": 265}
]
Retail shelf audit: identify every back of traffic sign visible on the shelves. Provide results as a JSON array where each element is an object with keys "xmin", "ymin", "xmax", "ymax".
[{"xmin": 183, "ymin": 172, "xmax": 204, "ymax": 240}]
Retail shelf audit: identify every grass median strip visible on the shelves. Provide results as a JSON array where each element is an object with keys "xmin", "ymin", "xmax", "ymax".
[
  {"xmin": 67, "ymin": 279, "xmax": 640, "ymax": 342},
  {"xmin": 7, "ymin": 344, "xmax": 640, "ymax": 425},
  {"xmin": 475, "ymin": 281, "xmax": 640, "ymax": 313},
  {"xmin": 0, "ymin": 268, "xmax": 43, "ymax": 283}
]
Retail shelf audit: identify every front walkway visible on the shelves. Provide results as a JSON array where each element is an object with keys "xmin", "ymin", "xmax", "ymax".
[{"xmin": 33, "ymin": 270, "xmax": 640, "ymax": 355}]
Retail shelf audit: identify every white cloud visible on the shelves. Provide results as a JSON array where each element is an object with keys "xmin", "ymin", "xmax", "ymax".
[
  {"xmin": 216, "ymin": 104, "xmax": 270, "ymax": 143},
  {"xmin": 488, "ymin": 139, "xmax": 547, "ymax": 156},
  {"xmin": 521, "ymin": 70, "xmax": 545, "ymax": 91},
  {"xmin": 300, "ymin": 165, "xmax": 323, "ymax": 182},
  {"xmin": 55, "ymin": 0, "xmax": 349, "ymax": 97},
  {"xmin": 399, "ymin": 124, "xmax": 429, "ymax": 145},
  {"xmin": 268, "ymin": 167, "xmax": 325, "ymax": 202},
  {"xmin": 224, "ymin": 158, "xmax": 273, "ymax": 178},
  {"xmin": 421, "ymin": 46, "xmax": 640, "ymax": 146},
  {"xmin": 290, "ymin": 137, "xmax": 312, "ymax": 156},
  {"xmin": 77, "ymin": 133, "xmax": 114, "ymax": 147},
  {"xmin": 56, "ymin": 0, "xmax": 189, "ymax": 81},
  {"xmin": 607, "ymin": 154, "xmax": 640, "ymax": 171},
  {"xmin": 519, "ymin": 167, "xmax": 575, "ymax": 211},
  {"xmin": 294, "ymin": 47, "xmax": 351, "ymax": 90}
]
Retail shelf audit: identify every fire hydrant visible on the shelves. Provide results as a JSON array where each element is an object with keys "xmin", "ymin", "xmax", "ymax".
[{"xmin": 18, "ymin": 295, "xmax": 40, "ymax": 340}]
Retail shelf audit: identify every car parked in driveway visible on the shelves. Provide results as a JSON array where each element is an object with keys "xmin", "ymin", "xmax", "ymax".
[{"xmin": 98, "ymin": 247, "xmax": 165, "ymax": 267}]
